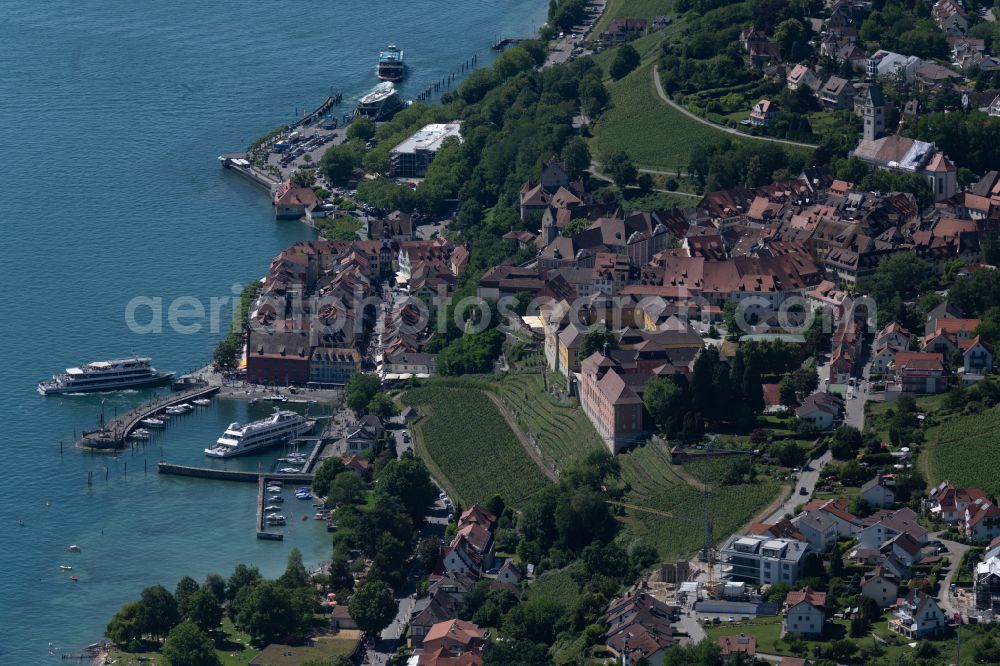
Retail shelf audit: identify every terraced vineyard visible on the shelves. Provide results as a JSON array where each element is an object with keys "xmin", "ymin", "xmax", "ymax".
[
  {"xmin": 494, "ymin": 373, "xmax": 606, "ymax": 471},
  {"xmin": 924, "ymin": 406, "xmax": 1000, "ymax": 496},
  {"xmin": 618, "ymin": 442, "xmax": 781, "ymax": 559},
  {"xmin": 401, "ymin": 386, "xmax": 551, "ymax": 509}
]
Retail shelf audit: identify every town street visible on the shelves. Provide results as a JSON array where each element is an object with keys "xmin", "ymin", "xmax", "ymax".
[
  {"xmin": 935, "ymin": 532, "xmax": 972, "ymax": 619},
  {"xmin": 763, "ymin": 450, "xmax": 832, "ymax": 523}
]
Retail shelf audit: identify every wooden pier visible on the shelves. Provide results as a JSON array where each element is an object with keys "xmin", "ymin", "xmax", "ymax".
[
  {"xmin": 256, "ymin": 476, "xmax": 283, "ymax": 540},
  {"xmin": 76, "ymin": 385, "xmax": 220, "ymax": 451}
]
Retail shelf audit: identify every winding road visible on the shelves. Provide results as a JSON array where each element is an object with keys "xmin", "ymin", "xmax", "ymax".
[{"xmin": 651, "ymin": 66, "xmax": 820, "ymax": 150}]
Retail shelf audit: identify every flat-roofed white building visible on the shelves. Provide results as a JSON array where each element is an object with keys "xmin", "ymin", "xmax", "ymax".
[
  {"xmin": 389, "ymin": 122, "xmax": 462, "ymax": 178},
  {"xmin": 719, "ymin": 534, "xmax": 811, "ymax": 585}
]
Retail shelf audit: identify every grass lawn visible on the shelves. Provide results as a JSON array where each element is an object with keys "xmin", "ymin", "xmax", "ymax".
[
  {"xmin": 107, "ymin": 618, "xmax": 258, "ymax": 666},
  {"xmin": 249, "ymin": 631, "xmax": 361, "ymax": 665},
  {"xmin": 590, "ymin": 62, "xmax": 727, "ymax": 172},
  {"xmin": 402, "ymin": 385, "xmax": 552, "ymax": 509},
  {"xmin": 704, "ymin": 616, "xmax": 934, "ymax": 662}
]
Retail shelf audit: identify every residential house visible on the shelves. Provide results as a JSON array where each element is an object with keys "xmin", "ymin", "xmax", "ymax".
[
  {"xmin": 861, "ymin": 474, "xmax": 897, "ymax": 508},
  {"xmin": 383, "ymin": 351, "xmax": 437, "ymax": 377},
  {"xmin": 599, "ymin": 18, "xmax": 648, "ymax": 44},
  {"xmin": 861, "ymin": 566, "xmax": 900, "ymax": 608},
  {"xmin": 990, "ymin": 94, "xmax": 1000, "ymax": 117},
  {"xmin": 867, "ymin": 50, "xmax": 925, "ymax": 80},
  {"xmin": 819, "ymin": 76, "xmax": 857, "ymax": 109},
  {"xmin": 749, "ymin": 99, "xmax": 776, "ymax": 126},
  {"xmin": 410, "ymin": 589, "xmax": 462, "ymax": 647},
  {"xmin": 783, "ymin": 587, "xmax": 827, "ymax": 638},
  {"xmin": 933, "ymin": 0, "xmax": 969, "ymax": 35},
  {"xmin": 858, "ymin": 507, "xmax": 929, "ymax": 550},
  {"xmin": 880, "ymin": 532, "xmax": 924, "ymax": 568},
  {"xmin": 794, "ymin": 391, "xmax": 843, "ymax": 430},
  {"xmin": 801, "ymin": 498, "xmax": 863, "ymax": 537},
  {"xmin": 922, "ymin": 318, "xmax": 980, "ymax": 353},
  {"xmin": 786, "ymin": 64, "xmax": 821, "ymax": 92},
  {"xmin": 791, "ymin": 511, "xmax": 840, "ymax": 552},
  {"xmin": 719, "ymin": 635, "xmax": 757, "ymax": 659},
  {"xmin": 330, "ymin": 605, "xmax": 358, "ymax": 630},
  {"xmin": 960, "ymin": 336, "xmax": 993, "ymax": 378},
  {"xmin": 420, "ymin": 620, "xmax": 488, "ymax": 664},
  {"xmin": 894, "ymin": 351, "xmax": 946, "ymax": 394},
  {"xmin": 928, "ymin": 481, "xmax": 988, "ymax": 524},
  {"xmin": 890, "ymin": 590, "xmax": 945, "ymax": 639},
  {"xmin": 497, "ymin": 560, "xmax": 522, "ymax": 588},
  {"xmin": 719, "ymin": 534, "xmax": 811, "ymax": 584},
  {"xmin": 924, "ymin": 300, "xmax": 964, "ymax": 336},
  {"xmin": 605, "ymin": 587, "xmax": 678, "ymax": 666},
  {"xmin": 964, "ymin": 498, "xmax": 1000, "ymax": 543},
  {"xmin": 871, "ymin": 322, "xmax": 911, "ymax": 376}
]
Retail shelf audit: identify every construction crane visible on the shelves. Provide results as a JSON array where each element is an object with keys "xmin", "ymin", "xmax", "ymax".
[{"xmin": 611, "ymin": 443, "xmax": 755, "ymax": 598}]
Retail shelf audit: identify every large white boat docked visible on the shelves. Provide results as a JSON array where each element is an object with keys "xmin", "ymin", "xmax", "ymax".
[
  {"xmin": 204, "ymin": 410, "xmax": 315, "ymax": 458},
  {"xmin": 38, "ymin": 358, "xmax": 174, "ymax": 395}
]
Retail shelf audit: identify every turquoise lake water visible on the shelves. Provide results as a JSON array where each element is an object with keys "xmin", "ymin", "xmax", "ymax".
[{"xmin": 0, "ymin": 0, "xmax": 546, "ymax": 661}]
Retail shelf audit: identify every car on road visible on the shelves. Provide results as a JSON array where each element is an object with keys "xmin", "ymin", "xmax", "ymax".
[{"xmin": 799, "ymin": 487, "xmax": 808, "ymax": 495}]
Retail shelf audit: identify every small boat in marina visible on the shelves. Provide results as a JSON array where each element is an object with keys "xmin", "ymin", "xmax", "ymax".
[
  {"xmin": 59, "ymin": 565, "xmax": 73, "ymax": 571},
  {"xmin": 164, "ymin": 405, "xmax": 191, "ymax": 416},
  {"xmin": 264, "ymin": 505, "xmax": 282, "ymax": 512},
  {"xmin": 192, "ymin": 398, "xmax": 211, "ymax": 406},
  {"xmin": 314, "ymin": 512, "xmax": 327, "ymax": 520},
  {"xmin": 129, "ymin": 428, "xmax": 151, "ymax": 440},
  {"xmin": 264, "ymin": 394, "xmax": 288, "ymax": 403},
  {"xmin": 66, "ymin": 545, "xmax": 81, "ymax": 552},
  {"xmin": 140, "ymin": 417, "xmax": 165, "ymax": 428},
  {"xmin": 279, "ymin": 467, "xmax": 300, "ymax": 473},
  {"xmin": 70, "ymin": 576, "xmax": 79, "ymax": 582},
  {"xmin": 267, "ymin": 495, "xmax": 283, "ymax": 503}
]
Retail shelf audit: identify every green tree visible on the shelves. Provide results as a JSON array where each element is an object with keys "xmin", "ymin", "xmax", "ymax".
[
  {"xmin": 174, "ymin": 576, "xmax": 200, "ymax": 617},
  {"xmin": 328, "ymin": 471, "xmax": 367, "ymax": 505},
  {"xmin": 347, "ymin": 117, "xmax": 376, "ymax": 142},
  {"xmin": 161, "ymin": 620, "xmax": 221, "ymax": 666},
  {"xmin": 830, "ymin": 425, "xmax": 863, "ymax": 460},
  {"xmin": 348, "ymin": 581, "xmax": 397, "ymax": 634},
  {"xmin": 579, "ymin": 327, "xmax": 618, "ymax": 359},
  {"xmin": 643, "ymin": 376, "xmax": 689, "ymax": 437},
  {"xmin": 186, "ymin": 588, "xmax": 223, "ymax": 633},
  {"xmin": 561, "ymin": 137, "xmax": 591, "ymax": 180},
  {"xmin": 313, "ymin": 457, "xmax": 348, "ymax": 497},
  {"xmin": 604, "ymin": 150, "xmax": 637, "ymax": 185},
  {"xmin": 483, "ymin": 639, "xmax": 550, "ymax": 666},
  {"xmin": 106, "ymin": 600, "xmax": 145, "ymax": 647},
  {"xmin": 279, "ymin": 547, "xmax": 311, "ymax": 590},
  {"xmin": 779, "ymin": 375, "xmax": 797, "ymax": 407},
  {"xmin": 328, "ymin": 556, "xmax": 355, "ymax": 595},
  {"xmin": 345, "ymin": 373, "xmax": 382, "ymax": 414},
  {"xmin": 319, "ymin": 142, "xmax": 362, "ymax": 186},
  {"xmin": 139, "ymin": 585, "xmax": 180, "ymax": 643},
  {"xmin": 774, "ymin": 18, "xmax": 807, "ymax": 59},
  {"xmin": 233, "ymin": 580, "xmax": 297, "ymax": 644},
  {"xmin": 415, "ymin": 537, "xmax": 441, "ymax": 573},
  {"xmin": 202, "ymin": 573, "xmax": 226, "ymax": 604},
  {"xmin": 367, "ymin": 392, "xmax": 399, "ymax": 420},
  {"xmin": 290, "ymin": 169, "xmax": 316, "ymax": 188},
  {"xmin": 376, "ymin": 456, "xmax": 438, "ymax": 523},
  {"xmin": 226, "ymin": 564, "xmax": 262, "ymax": 602},
  {"xmin": 609, "ymin": 44, "xmax": 641, "ymax": 80}
]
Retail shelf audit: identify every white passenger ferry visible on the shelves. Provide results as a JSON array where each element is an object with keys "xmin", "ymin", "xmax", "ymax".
[
  {"xmin": 204, "ymin": 410, "xmax": 315, "ymax": 458},
  {"xmin": 38, "ymin": 358, "xmax": 174, "ymax": 395}
]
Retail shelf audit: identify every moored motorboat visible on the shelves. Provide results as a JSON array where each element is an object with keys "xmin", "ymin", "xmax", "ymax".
[
  {"xmin": 129, "ymin": 428, "xmax": 151, "ymax": 440},
  {"xmin": 192, "ymin": 398, "xmax": 211, "ymax": 406},
  {"xmin": 140, "ymin": 417, "xmax": 165, "ymax": 428},
  {"xmin": 66, "ymin": 545, "xmax": 81, "ymax": 552},
  {"xmin": 59, "ymin": 565, "xmax": 73, "ymax": 571}
]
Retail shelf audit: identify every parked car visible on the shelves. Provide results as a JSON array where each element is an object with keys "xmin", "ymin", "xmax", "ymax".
[{"xmin": 799, "ymin": 487, "xmax": 808, "ymax": 495}]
